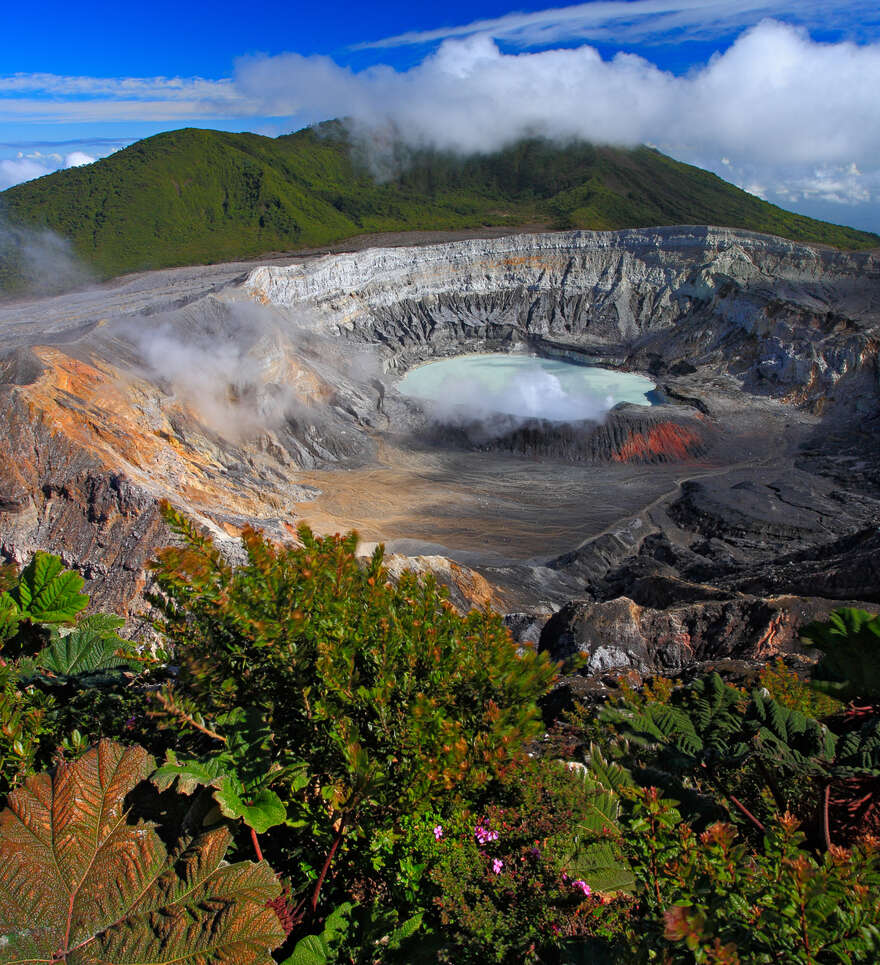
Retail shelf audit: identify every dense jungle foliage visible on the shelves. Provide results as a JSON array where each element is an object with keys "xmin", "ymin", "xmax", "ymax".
[
  {"xmin": 1, "ymin": 122, "xmax": 877, "ymax": 287},
  {"xmin": 0, "ymin": 511, "xmax": 878, "ymax": 963}
]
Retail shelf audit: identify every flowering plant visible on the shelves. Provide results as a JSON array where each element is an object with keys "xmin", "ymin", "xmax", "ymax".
[{"xmin": 417, "ymin": 758, "xmax": 632, "ymax": 963}]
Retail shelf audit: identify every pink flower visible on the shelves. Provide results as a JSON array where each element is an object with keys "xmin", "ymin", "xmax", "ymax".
[
  {"xmin": 475, "ymin": 824, "xmax": 500, "ymax": 845},
  {"xmin": 492, "ymin": 858, "xmax": 504, "ymax": 874},
  {"xmin": 571, "ymin": 879, "xmax": 592, "ymax": 897},
  {"xmin": 433, "ymin": 825, "xmax": 443, "ymax": 840}
]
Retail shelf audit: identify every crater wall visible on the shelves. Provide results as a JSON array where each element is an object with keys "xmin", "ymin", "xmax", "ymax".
[{"xmin": 246, "ymin": 227, "xmax": 880, "ymax": 408}]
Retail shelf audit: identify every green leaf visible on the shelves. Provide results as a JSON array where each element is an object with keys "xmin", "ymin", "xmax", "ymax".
[
  {"xmin": 386, "ymin": 911, "xmax": 423, "ymax": 949},
  {"xmin": 12, "ymin": 551, "xmax": 89, "ymax": 624},
  {"xmin": 802, "ymin": 608, "xmax": 880, "ymax": 702},
  {"xmin": 566, "ymin": 840, "xmax": 636, "ymax": 894},
  {"xmin": 0, "ymin": 739, "xmax": 286, "ymax": 964},
  {"xmin": 151, "ymin": 751, "xmax": 229, "ymax": 794},
  {"xmin": 281, "ymin": 903, "xmax": 354, "ymax": 965},
  {"xmin": 214, "ymin": 776, "xmax": 288, "ymax": 833},
  {"xmin": 36, "ymin": 614, "xmax": 134, "ymax": 675},
  {"xmin": 283, "ymin": 934, "xmax": 331, "ymax": 965},
  {"xmin": 322, "ymin": 901, "xmax": 354, "ymax": 945},
  {"xmin": 0, "ymin": 594, "xmax": 21, "ymax": 644}
]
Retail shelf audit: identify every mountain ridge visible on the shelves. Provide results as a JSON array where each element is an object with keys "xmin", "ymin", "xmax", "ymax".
[{"xmin": 1, "ymin": 122, "xmax": 877, "ymax": 286}]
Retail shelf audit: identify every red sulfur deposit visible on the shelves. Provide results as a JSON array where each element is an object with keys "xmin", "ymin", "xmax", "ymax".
[{"xmin": 612, "ymin": 422, "xmax": 705, "ymax": 463}]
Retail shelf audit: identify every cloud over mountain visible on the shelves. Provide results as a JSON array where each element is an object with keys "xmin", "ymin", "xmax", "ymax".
[{"xmin": 236, "ymin": 21, "xmax": 880, "ymax": 202}]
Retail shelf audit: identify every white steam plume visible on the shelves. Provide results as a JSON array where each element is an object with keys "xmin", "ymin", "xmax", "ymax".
[
  {"xmin": 425, "ymin": 365, "xmax": 616, "ymax": 425},
  {"xmin": 0, "ymin": 216, "xmax": 93, "ymax": 297},
  {"xmin": 115, "ymin": 299, "xmax": 383, "ymax": 443}
]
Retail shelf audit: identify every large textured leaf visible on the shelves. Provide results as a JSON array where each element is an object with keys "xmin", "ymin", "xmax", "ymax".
[
  {"xmin": 11, "ymin": 551, "xmax": 89, "ymax": 624},
  {"xmin": 604, "ymin": 701, "xmax": 704, "ymax": 759},
  {"xmin": 36, "ymin": 614, "xmax": 135, "ymax": 675},
  {"xmin": 0, "ymin": 739, "xmax": 285, "ymax": 964},
  {"xmin": 835, "ymin": 719, "xmax": 880, "ymax": 772},
  {"xmin": 685, "ymin": 673, "xmax": 744, "ymax": 758},
  {"xmin": 742, "ymin": 692, "xmax": 837, "ymax": 769},
  {"xmin": 587, "ymin": 745, "xmax": 635, "ymax": 794},
  {"xmin": 564, "ymin": 762, "xmax": 634, "ymax": 893}
]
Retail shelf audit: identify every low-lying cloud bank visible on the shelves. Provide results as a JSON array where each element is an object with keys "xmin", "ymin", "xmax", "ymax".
[
  {"xmin": 235, "ymin": 20, "xmax": 880, "ymax": 219},
  {"xmin": 0, "ymin": 149, "xmax": 97, "ymax": 192}
]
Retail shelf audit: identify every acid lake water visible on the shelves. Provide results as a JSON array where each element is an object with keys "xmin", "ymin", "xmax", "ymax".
[{"xmin": 397, "ymin": 354, "xmax": 656, "ymax": 422}]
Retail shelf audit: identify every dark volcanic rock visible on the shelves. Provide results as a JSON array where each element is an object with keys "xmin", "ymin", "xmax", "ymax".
[
  {"xmin": 418, "ymin": 406, "xmax": 711, "ymax": 464},
  {"xmin": 539, "ymin": 593, "xmax": 870, "ymax": 674}
]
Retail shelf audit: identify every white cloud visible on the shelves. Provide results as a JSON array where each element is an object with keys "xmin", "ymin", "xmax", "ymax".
[
  {"xmin": 357, "ymin": 0, "xmax": 879, "ymax": 50},
  {"xmin": 64, "ymin": 151, "xmax": 96, "ymax": 168},
  {"xmin": 0, "ymin": 74, "xmax": 257, "ymax": 124},
  {"xmin": 0, "ymin": 156, "xmax": 52, "ymax": 190},
  {"xmin": 0, "ymin": 148, "xmax": 100, "ymax": 190},
  {"xmin": 0, "ymin": 73, "xmax": 238, "ymax": 100},
  {"xmin": 232, "ymin": 21, "xmax": 880, "ymax": 221}
]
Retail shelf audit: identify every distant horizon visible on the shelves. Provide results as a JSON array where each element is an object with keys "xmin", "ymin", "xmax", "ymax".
[{"xmin": 2, "ymin": 1, "xmax": 879, "ymax": 233}]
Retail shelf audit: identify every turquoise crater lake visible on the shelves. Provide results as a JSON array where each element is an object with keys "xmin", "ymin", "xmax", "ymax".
[{"xmin": 397, "ymin": 354, "xmax": 656, "ymax": 422}]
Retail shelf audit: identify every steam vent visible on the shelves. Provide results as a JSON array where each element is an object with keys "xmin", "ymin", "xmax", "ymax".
[{"xmin": 1, "ymin": 227, "xmax": 879, "ymax": 671}]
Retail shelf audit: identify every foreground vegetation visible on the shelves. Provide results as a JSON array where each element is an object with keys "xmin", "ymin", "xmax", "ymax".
[
  {"xmin": 1, "ymin": 122, "xmax": 877, "ymax": 288},
  {"xmin": 0, "ymin": 510, "xmax": 878, "ymax": 963}
]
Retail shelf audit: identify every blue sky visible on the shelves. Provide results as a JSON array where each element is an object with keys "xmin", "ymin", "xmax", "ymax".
[{"xmin": 2, "ymin": 0, "xmax": 880, "ymax": 233}]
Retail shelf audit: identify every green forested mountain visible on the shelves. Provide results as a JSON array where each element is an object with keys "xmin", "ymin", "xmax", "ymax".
[{"xmin": 1, "ymin": 122, "xmax": 877, "ymax": 281}]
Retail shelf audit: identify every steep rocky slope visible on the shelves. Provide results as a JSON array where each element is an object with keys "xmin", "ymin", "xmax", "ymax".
[{"xmin": 0, "ymin": 228, "xmax": 877, "ymax": 659}]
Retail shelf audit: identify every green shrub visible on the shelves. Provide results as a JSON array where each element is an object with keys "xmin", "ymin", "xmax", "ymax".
[
  {"xmin": 147, "ymin": 507, "xmax": 558, "ymax": 930},
  {"xmin": 622, "ymin": 788, "xmax": 880, "ymax": 963},
  {"xmin": 758, "ymin": 658, "xmax": 841, "ymax": 719},
  {"xmin": 399, "ymin": 757, "xmax": 634, "ymax": 964}
]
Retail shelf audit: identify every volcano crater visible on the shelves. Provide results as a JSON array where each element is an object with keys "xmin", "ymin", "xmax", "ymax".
[{"xmin": 0, "ymin": 228, "xmax": 878, "ymax": 649}]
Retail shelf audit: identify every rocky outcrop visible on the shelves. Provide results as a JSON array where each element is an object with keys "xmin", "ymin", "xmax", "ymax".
[
  {"xmin": 0, "ymin": 388, "xmax": 167, "ymax": 615},
  {"xmin": 539, "ymin": 590, "xmax": 877, "ymax": 674},
  {"xmin": 418, "ymin": 406, "xmax": 712, "ymax": 464}
]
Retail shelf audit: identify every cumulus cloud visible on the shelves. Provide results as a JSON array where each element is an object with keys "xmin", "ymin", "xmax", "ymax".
[
  {"xmin": 1, "ymin": 13, "xmax": 879, "ymax": 228},
  {"xmin": 233, "ymin": 20, "xmax": 880, "ymax": 225},
  {"xmin": 235, "ymin": 22, "xmax": 880, "ymax": 166}
]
